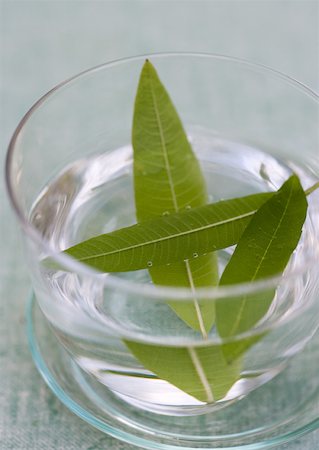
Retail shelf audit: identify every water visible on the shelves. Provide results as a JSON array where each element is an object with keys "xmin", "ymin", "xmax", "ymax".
[{"xmin": 30, "ymin": 131, "xmax": 319, "ymax": 415}]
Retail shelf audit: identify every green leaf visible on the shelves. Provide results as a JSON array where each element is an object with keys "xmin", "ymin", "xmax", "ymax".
[
  {"xmin": 216, "ymin": 175, "xmax": 308, "ymax": 360},
  {"xmin": 125, "ymin": 340, "xmax": 241, "ymax": 403},
  {"xmin": 132, "ymin": 59, "xmax": 218, "ymax": 333},
  {"xmin": 126, "ymin": 59, "xmax": 241, "ymax": 403},
  {"xmin": 64, "ymin": 192, "xmax": 272, "ymax": 273}
]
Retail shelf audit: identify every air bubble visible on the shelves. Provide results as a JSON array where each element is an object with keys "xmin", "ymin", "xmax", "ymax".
[
  {"xmin": 193, "ymin": 252, "xmax": 199, "ymax": 258},
  {"xmin": 162, "ymin": 211, "xmax": 170, "ymax": 216},
  {"xmin": 147, "ymin": 261, "xmax": 153, "ymax": 267}
]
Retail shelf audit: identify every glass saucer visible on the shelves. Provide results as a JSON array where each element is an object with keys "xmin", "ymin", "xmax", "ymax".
[{"xmin": 27, "ymin": 293, "xmax": 319, "ymax": 449}]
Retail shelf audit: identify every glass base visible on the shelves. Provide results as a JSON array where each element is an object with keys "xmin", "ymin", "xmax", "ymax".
[{"xmin": 27, "ymin": 293, "xmax": 319, "ymax": 449}]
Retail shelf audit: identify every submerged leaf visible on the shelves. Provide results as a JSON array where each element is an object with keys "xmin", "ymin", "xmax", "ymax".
[
  {"xmin": 125, "ymin": 59, "xmax": 241, "ymax": 402},
  {"xmin": 125, "ymin": 340, "xmax": 241, "ymax": 403},
  {"xmin": 216, "ymin": 175, "xmax": 308, "ymax": 360}
]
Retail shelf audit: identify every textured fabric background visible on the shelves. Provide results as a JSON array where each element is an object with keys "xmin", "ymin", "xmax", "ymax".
[{"xmin": 0, "ymin": 1, "xmax": 318, "ymax": 449}]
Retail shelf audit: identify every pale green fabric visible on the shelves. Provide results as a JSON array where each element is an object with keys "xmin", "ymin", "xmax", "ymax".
[{"xmin": 0, "ymin": 1, "xmax": 318, "ymax": 449}]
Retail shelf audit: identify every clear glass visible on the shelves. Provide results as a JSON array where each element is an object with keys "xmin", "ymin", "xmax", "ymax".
[{"xmin": 5, "ymin": 54, "xmax": 319, "ymax": 420}]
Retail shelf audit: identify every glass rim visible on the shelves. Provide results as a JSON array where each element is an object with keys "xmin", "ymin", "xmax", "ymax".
[{"xmin": 5, "ymin": 51, "xmax": 319, "ymax": 300}]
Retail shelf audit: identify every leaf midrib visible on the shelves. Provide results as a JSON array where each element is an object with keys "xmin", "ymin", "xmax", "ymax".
[
  {"xmin": 187, "ymin": 347, "xmax": 214, "ymax": 403},
  {"xmin": 148, "ymin": 68, "xmax": 179, "ymax": 212}
]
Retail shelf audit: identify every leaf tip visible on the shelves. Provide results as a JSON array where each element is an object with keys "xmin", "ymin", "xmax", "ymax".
[
  {"xmin": 143, "ymin": 58, "xmax": 151, "ymax": 69},
  {"xmin": 142, "ymin": 58, "xmax": 156, "ymax": 76}
]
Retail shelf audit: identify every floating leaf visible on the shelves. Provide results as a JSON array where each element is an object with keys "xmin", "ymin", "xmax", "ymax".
[
  {"xmin": 64, "ymin": 192, "xmax": 271, "ymax": 273},
  {"xmin": 216, "ymin": 175, "xmax": 308, "ymax": 360}
]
